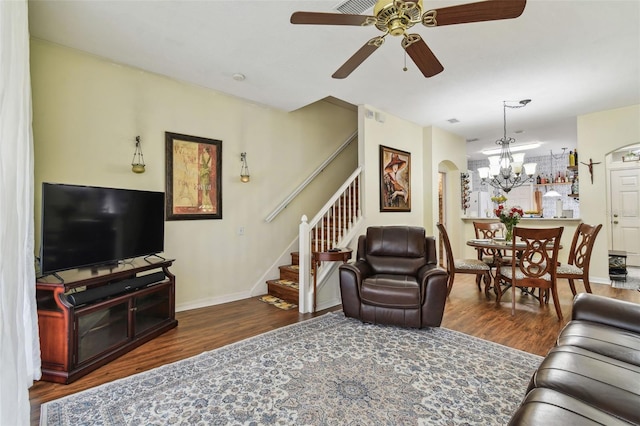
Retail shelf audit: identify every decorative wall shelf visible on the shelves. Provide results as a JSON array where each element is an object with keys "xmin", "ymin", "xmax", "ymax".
[{"xmin": 535, "ymin": 182, "xmax": 572, "ymax": 187}]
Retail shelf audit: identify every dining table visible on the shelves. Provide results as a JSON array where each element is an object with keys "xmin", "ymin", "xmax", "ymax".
[
  {"xmin": 466, "ymin": 238, "xmax": 562, "ymax": 254},
  {"xmin": 466, "ymin": 237, "xmax": 563, "ymax": 298}
]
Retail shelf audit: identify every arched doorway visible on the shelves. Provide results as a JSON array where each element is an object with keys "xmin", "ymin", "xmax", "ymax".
[{"xmin": 438, "ymin": 160, "xmax": 459, "ymax": 267}]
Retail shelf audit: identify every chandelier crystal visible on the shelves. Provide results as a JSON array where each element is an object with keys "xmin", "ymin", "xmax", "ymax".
[{"xmin": 477, "ymin": 100, "xmax": 536, "ymax": 193}]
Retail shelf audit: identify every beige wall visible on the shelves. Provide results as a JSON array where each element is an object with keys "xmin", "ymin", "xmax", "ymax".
[
  {"xmin": 359, "ymin": 105, "xmax": 425, "ymax": 227},
  {"xmin": 30, "ymin": 39, "xmax": 358, "ymax": 311},
  {"xmin": 427, "ymin": 126, "xmax": 467, "ymax": 255},
  {"xmin": 578, "ymin": 104, "xmax": 640, "ymax": 281},
  {"xmin": 349, "ymin": 106, "xmax": 469, "ymax": 257},
  {"xmin": 33, "ymin": 39, "xmax": 633, "ymax": 309}
]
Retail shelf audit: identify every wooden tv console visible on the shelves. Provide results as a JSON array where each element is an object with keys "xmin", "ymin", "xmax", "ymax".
[{"xmin": 36, "ymin": 257, "xmax": 177, "ymax": 384}]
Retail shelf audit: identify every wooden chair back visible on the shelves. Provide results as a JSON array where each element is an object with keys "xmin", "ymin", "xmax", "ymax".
[
  {"xmin": 436, "ymin": 222, "xmax": 454, "ymax": 274},
  {"xmin": 567, "ymin": 223, "xmax": 602, "ymax": 269},
  {"xmin": 473, "ymin": 221, "xmax": 504, "ymax": 260},
  {"xmin": 512, "ymin": 227, "xmax": 563, "ymax": 286},
  {"xmin": 473, "ymin": 221, "xmax": 504, "ymax": 239},
  {"xmin": 509, "ymin": 226, "xmax": 564, "ymax": 319},
  {"xmin": 437, "ymin": 222, "xmax": 491, "ymax": 296}
]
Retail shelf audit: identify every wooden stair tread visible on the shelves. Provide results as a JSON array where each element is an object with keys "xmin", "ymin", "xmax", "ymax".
[{"xmin": 264, "ymin": 178, "xmax": 358, "ymax": 308}]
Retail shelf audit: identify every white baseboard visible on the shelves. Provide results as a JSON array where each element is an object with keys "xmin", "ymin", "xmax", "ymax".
[
  {"xmin": 316, "ymin": 297, "xmax": 342, "ymax": 312},
  {"xmin": 176, "ymin": 290, "xmax": 252, "ymax": 313},
  {"xmin": 590, "ymin": 275, "xmax": 614, "ymax": 285}
]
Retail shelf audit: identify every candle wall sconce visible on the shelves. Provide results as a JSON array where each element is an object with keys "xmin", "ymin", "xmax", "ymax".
[
  {"xmin": 131, "ymin": 136, "xmax": 145, "ymax": 174},
  {"xmin": 240, "ymin": 152, "xmax": 250, "ymax": 183}
]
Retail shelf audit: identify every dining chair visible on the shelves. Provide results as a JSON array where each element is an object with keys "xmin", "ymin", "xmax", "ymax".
[
  {"xmin": 437, "ymin": 223, "xmax": 491, "ymax": 297},
  {"xmin": 473, "ymin": 221, "xmax": 509, "ymax": 276},
  {"xmin": 557, "ymin": 223, "xmax": 602, "ymax": 296},
  {"xmin": 495, "ymin": 226, "xmax": 564, "ymax": 320}
]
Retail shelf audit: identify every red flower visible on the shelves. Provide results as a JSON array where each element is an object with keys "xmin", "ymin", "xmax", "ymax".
[{"xmin": 495, "ymin": 205, "xmax": 524, "ymax": 227}]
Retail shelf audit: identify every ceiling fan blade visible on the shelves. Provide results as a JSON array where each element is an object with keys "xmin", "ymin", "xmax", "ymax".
[
  {"xmin": 291, "ymin": 11, "xmax": 375, "ymax": 26},
  {"xmin": 424, "ymin": 0, "xmax": 526, "ymax": 27},
  {"xmin": 332, "ymin": 37, "xmax": 385, "ymax": 79},
  {"xmin": 402, "ymin": 35, "xmax": 444, "ymax": 78}
]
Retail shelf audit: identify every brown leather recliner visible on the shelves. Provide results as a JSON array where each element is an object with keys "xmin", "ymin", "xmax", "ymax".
[{"xmin": 338, "ymin": 226, "xmax": 448, "ymax": 328}]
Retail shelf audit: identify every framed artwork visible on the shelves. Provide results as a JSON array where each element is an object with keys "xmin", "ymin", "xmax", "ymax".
[
  {"xmin": 380, "ymin": 145, "xmax": 411, "ymax": 212},
  {"xmin": 165, "ymin": 132, "xmax": 222, "ymax": 220}
]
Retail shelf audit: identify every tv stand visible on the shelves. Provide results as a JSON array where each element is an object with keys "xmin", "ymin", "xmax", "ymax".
[{"xmin": 36, "ymin": 257, "xmax": 177, "ymax": 384}]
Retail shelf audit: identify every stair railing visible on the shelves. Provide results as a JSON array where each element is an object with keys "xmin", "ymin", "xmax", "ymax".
[
  {"xmin": 298, "ymin": 167, "xmax": 363, "ymax": 312},
  {"xmin": 265, "ymin": 130, "xmax": 357, "ymax": 223}
]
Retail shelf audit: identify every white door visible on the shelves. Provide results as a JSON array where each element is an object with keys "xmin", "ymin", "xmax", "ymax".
[{"xmin": 610, "ymin": 168, "xmax": 640, "ymax": 266}]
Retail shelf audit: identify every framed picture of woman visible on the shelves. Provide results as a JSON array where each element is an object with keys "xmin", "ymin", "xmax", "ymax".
[{"xmin": 380, "ymin": 145, "xmax": 411, "ymax": 212}]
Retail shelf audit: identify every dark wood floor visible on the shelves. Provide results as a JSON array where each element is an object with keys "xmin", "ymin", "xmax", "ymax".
[{"xmin": 30, "ymin": 275, "xmax": 640, "ymax": 425}]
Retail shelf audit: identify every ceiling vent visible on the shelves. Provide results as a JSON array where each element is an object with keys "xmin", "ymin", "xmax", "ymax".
[{"xmin": 334, "ymin": 0, "xmax": 375, "ymax": 15}]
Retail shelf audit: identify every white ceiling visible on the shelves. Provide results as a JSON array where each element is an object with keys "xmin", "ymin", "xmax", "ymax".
[{"xmin": 28, "ymin": 0, "xmax": 640, "ymax": 161}]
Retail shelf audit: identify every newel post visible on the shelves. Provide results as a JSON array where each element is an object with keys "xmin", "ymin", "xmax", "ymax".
[{"xmin": 298, "ymin": 215, "xmax": 312, "ymax": 313}]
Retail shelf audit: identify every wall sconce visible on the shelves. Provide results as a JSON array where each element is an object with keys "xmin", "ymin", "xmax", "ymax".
[
  {"xmin": 131, "ymin": 136, "xmax": 145, "ymax": 174},
  {"xmin": 240, "ymin": 152, "xmax": 250, "ymax": 183}
]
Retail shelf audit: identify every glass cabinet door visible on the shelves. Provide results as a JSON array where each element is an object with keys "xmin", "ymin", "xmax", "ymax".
[
  {"xmin": 134, "ymin": 283, "xmax": 171, "ymax": 336},
  {"xmin": 76, "ymin": 300, "xmax": 129, "ymax": 365}
]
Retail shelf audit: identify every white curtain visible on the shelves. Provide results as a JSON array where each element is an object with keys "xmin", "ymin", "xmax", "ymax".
[{"xmin": 0, "ymin": 1, "xmax": 42, "ymax": 424}]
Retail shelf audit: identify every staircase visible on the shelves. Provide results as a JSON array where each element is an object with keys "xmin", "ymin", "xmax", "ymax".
[
  {"xmin": 266, "ymin": 252, "xmax": 300, "ymax": 304},
  {"xmin": 264, "ymin": 169, "xmax": 363, "ymax": 310}
]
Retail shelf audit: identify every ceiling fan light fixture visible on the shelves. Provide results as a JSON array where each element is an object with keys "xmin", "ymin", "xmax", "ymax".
[
  {"xmin": 388, "ymin": 19, "xmax": 407, "ymax": 35},
  {"xmin": 374, "ymin": 0, "xmax": 422, "ymax": 34},
  {"xmin": 291, "ymin": 0, "xmax": 527, "ymax": 79}
]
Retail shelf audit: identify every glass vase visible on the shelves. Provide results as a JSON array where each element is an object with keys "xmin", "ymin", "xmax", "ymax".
[{"xmin": 505, "ymin": 223, "xmax": 514, "ymax": 242}]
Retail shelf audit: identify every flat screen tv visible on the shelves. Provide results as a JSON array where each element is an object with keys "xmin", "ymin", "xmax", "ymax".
[{"xmin": 39, "ymin": 183, "xmax": 165, "ymax": 276}]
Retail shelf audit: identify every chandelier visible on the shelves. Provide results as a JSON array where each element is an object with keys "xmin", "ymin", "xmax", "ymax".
[{"xmin": 477, "ymin": 100, "xmax": 536, "ymax": 193}]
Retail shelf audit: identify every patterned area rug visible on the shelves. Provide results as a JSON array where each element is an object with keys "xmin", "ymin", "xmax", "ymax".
[{"xmin": 41, "ymin": 312, "xmax": 542, "ymax": 425}]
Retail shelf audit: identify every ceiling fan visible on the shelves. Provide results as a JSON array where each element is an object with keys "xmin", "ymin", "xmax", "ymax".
[{"xmin": 290, "ymin": 0, "xmax": 526, "ymax": 79}]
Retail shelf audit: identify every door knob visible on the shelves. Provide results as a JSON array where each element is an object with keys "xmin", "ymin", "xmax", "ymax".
[
  {"xmin": 613, "ymin": 214, "xmax": 619, "ymax": 217},
  {"xmin": 613, "ymin": 220, "xmax": 619, "ymax": 224}
]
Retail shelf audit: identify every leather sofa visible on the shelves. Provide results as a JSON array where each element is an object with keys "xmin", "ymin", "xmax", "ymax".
[
  {"xmin": 338, "ymin": 226, "xmax": 448, "ymax": 328},
  {"xmin": 509, "ymin": 293, "xmax": 640, "ymax": 425}
]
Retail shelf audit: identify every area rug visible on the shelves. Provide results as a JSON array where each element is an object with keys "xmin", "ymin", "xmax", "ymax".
[{"xmin": 41, "ymin": 312, "xmax": 542, "ymax": 425}]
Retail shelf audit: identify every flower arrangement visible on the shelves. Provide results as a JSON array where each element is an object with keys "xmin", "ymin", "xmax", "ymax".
[
  {"xmin": 490, "ymin": 195, "xmax": 507, "ymax": 204},
  {"xmin": 494, "ymin": 205, "xmax": 524, "ymax": 241}
]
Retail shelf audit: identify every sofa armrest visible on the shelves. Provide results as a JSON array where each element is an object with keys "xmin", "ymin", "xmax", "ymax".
[
  {"xmin": 572, "ymin": 293, "xmax": 640, "ymax": 334},
  {"xmin": 340, "ymin": 260, "xmax": 373, "ymax": 283},
  {"xmin": 339, "ymin": 261, "xmax": 373, "ymax": 319},
  {"xmin": 417, "ymin": 264, "xmax": 448, "ymax": 295},
  {"xmin": 418, "ymin": 264, "xmax": 448, "ymax": 283}
]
